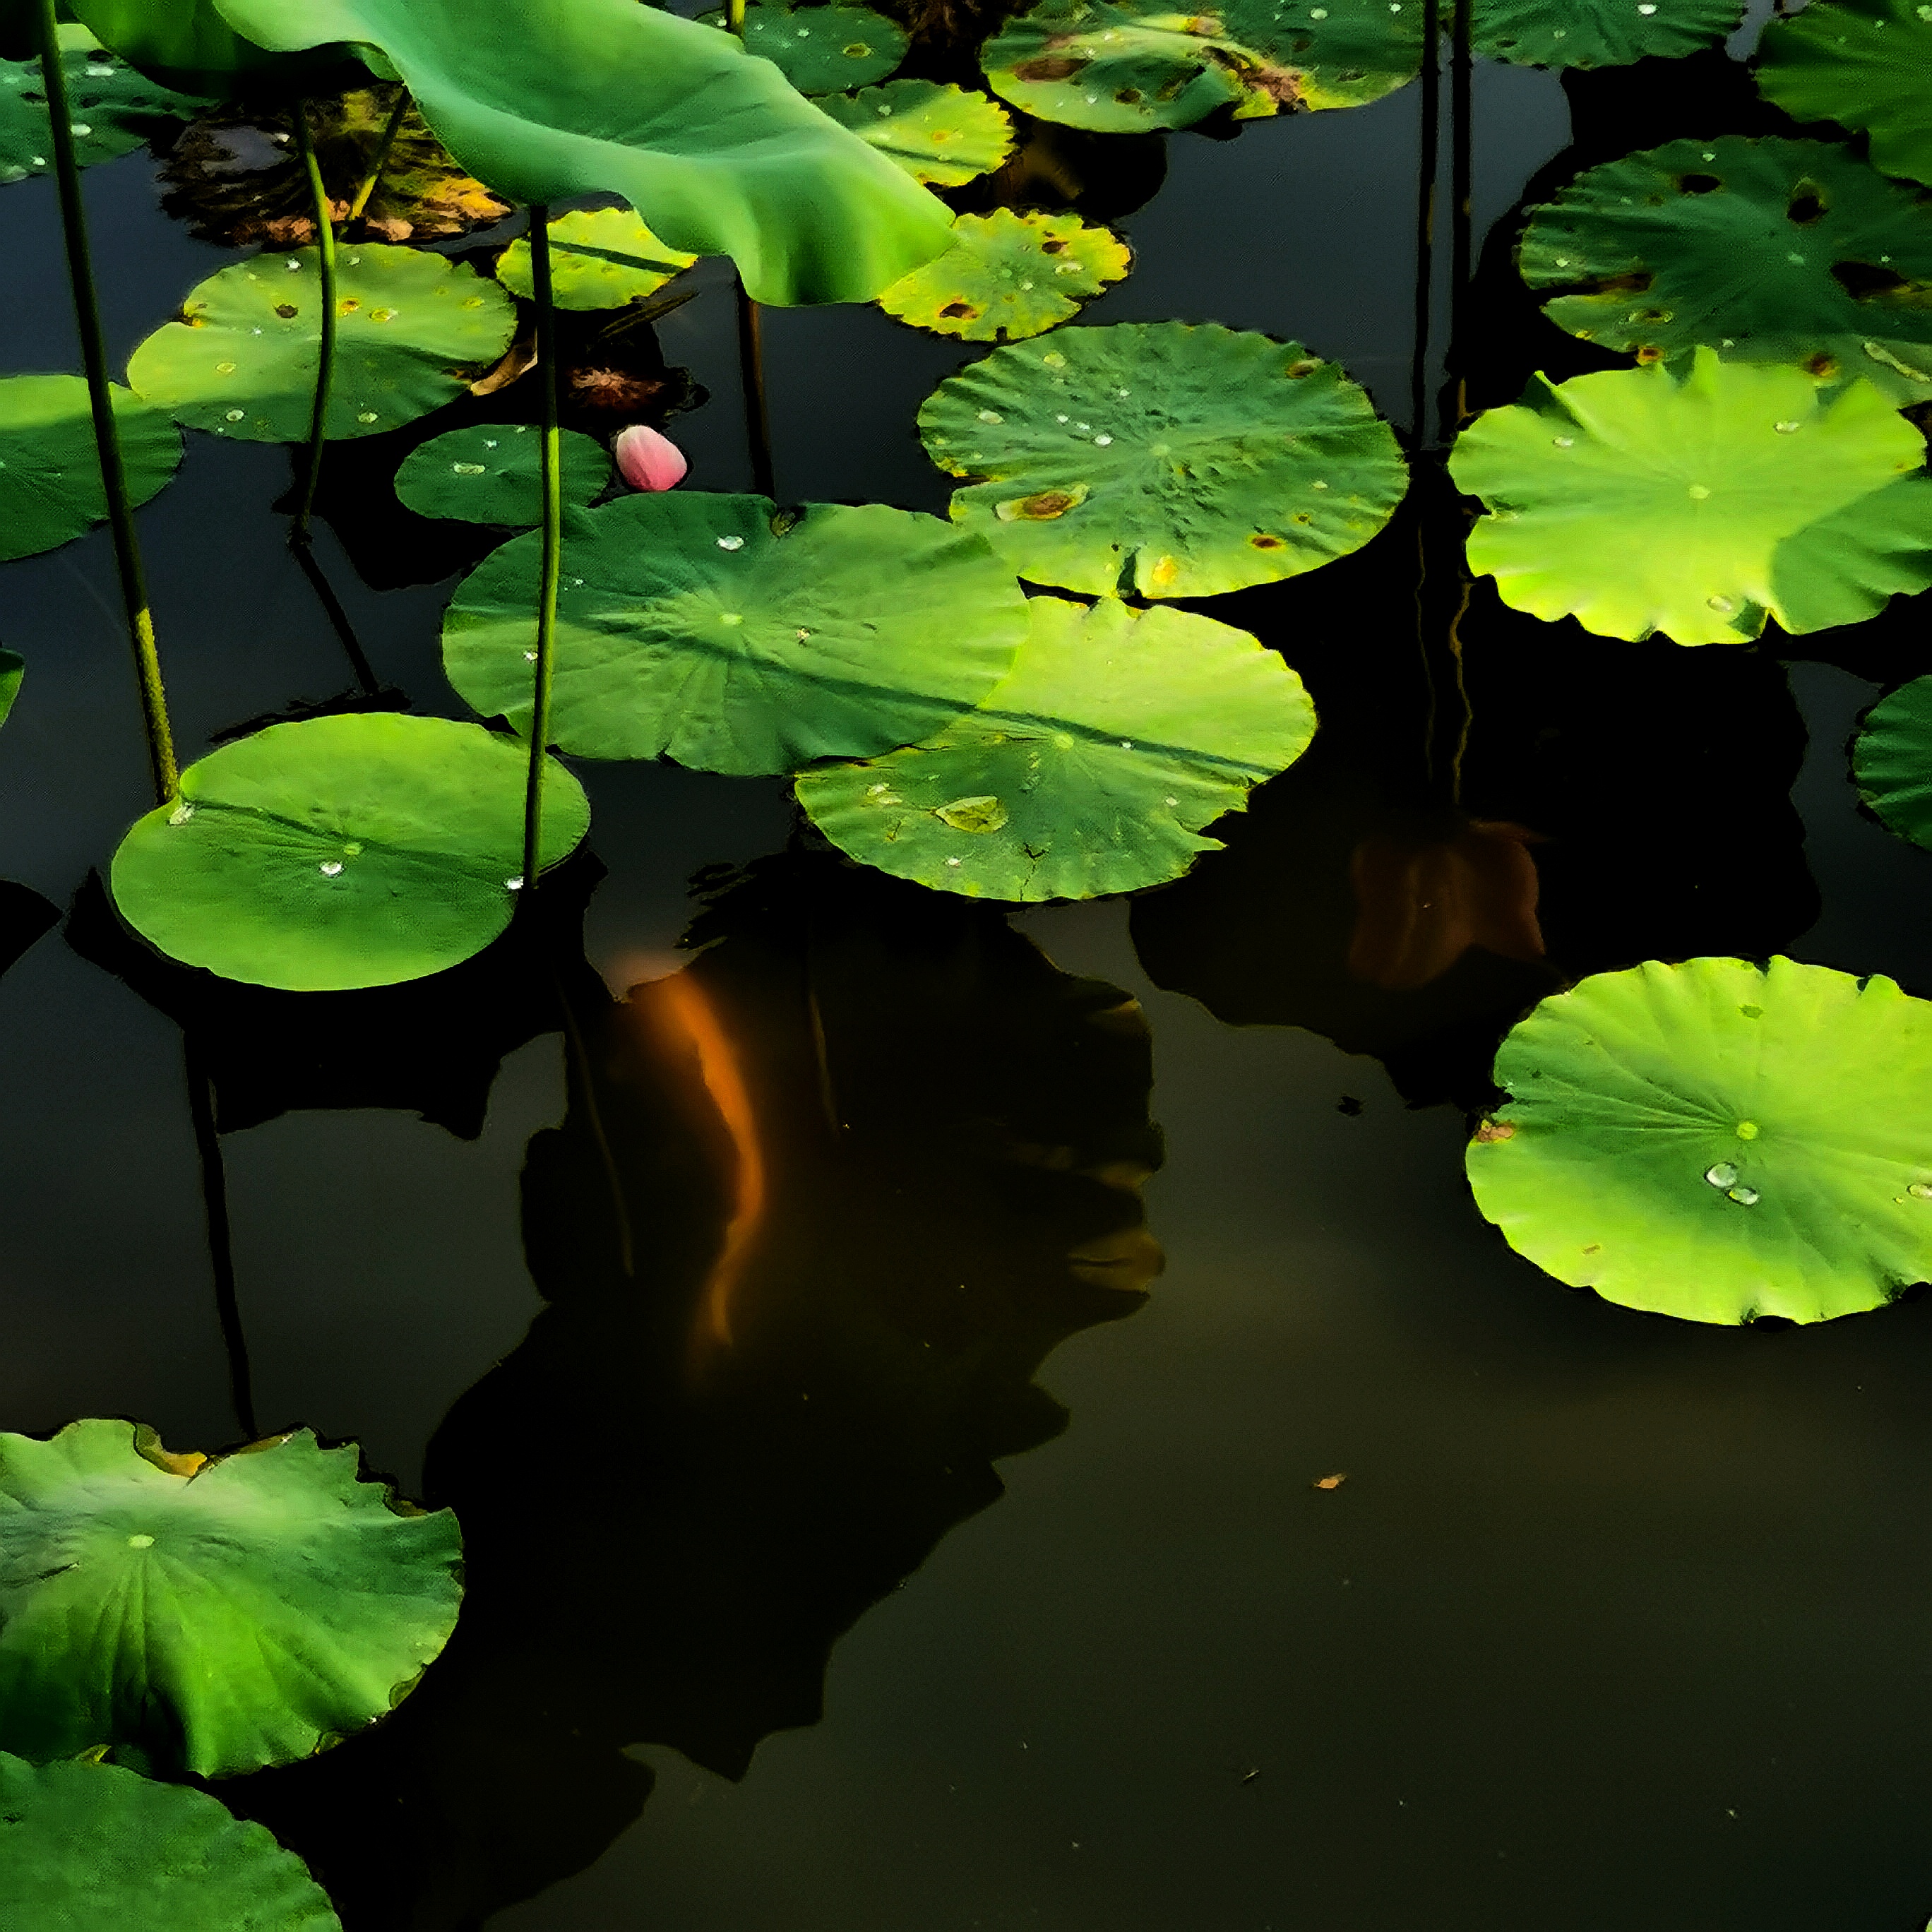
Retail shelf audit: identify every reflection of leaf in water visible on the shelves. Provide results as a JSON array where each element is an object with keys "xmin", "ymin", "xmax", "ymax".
[
  {"xmin": 0, "ymin": 25, "xmax": 207, "ymax": 185},
  {"xmin": 1756, "ymin": 0, "xmax": 1932, "ymax": 191},
  {"xmin": 1347, "ymin": 820, "xmax": 1545, "ymax": 992}
]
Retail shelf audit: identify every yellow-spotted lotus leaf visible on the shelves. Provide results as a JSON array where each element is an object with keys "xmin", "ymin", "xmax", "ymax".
[
  {"xmin": 1448, "ymin": 350, "xmax": 1932, "ymax": 644},
  {"xmin": 919, "ymin": 321, "xmax": 1407, "ymax": 598},
  {"xmin": 127, "ymin": 243, "xmax": 515, "ymax": 443},
  {"xmin": 395, "ymin": 422, "xmax": 613, "ymax": 525},
  {"xmin": 796, "ymin": 595, "xmax": 1317, "ymax": 902},
  {"xmin": 494, "ymin": 207, "xmax": 697, "ymax": 312},
  {"xmin": 1519, "ymin": 137, "xmax": 1932, "ymax": 404},
  {"xmin": 698, "ymin": 0, "xmax": 906, "ymax": 93},
  {"xmin": 878, "ymin": 209, "xmax": 1129, "ymax": 342},
  {"xmin": 1853, "ymin": 675, "xmax": 1932, "ymax": 852},
  {"xmin": 0, "ymin": 374, "xmax": 181, "ymax": 560},
  {"xmin": 1469, "ymin": 0, "xmax": 1741, "ymax": 68},
  {"xmin": 0, "ymin": 25, "xmax": 208, "ymax": 184},
  {"xmin": 1756, "ymin": 0, "xmax": 1932, "ymax": 189},
  {"xmin": 818, "ymin": 81, "xmax": 1015, "ymax": 187},
  {"xmin": 0, "ymin": 1420, "xmax": 463, "ymax": 1776},
  {"xmin": 1467, "ymin": 957, "xmax": 1932, "ymax": 1325}
]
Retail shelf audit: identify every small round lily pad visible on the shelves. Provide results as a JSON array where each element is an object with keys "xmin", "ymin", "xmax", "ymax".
[
  {"xmin": 796, "ymin": 593, "xmax": 1318, "ymax": 901},
  {"xmin": 878, "ymin": 209, "xmax": 1128, "ymax": 341},
  {"xmin": 818, "ymin": 80, "xmax": 1015, "ymax": 187},
  {"xmin": 0, "ymin": 1419, "xmax": 463, "ymax": 1776},
  {"xmin": 1756, "ymin": 0, "xmax": 1932, "ymax": 189},
  {"xmin": 0, "ymin": 25, "xmax": 208, "ymax": 185},
  {"xmin": 1469, "ymin": 0, "xmax": 1741, "ymax": 68},
  {"xmin": 395, "ymin": 422, "xmax": 613, "ymax": 525},
  {"xmin": 494, "ymin": 206, "xmax": 698, "ymax": 311},
  {"xmin": 703, "ymin": 0, "xmax": 907, "ymax": 92},
  {"xmin": 442, "ymin": 493, "xmax": 1027, "ymax": 775},
  {"xmin": 919, "ymin": 321, "xmax": 1408, "ymax": 598},
  {"xmin": 1466, "ymin": 955, "xmax": 1932, "ymax": 1325},
  {"xmin": 0, "ymin": 374, "xmax": 181, "ymax": 562},
  {"xmin": 111, "ymin": 712, "xmax": 590, "ymax": 992},
  {"xmin": 126, "ymin": 242, "xmax": 516, "ymax": 443},
  {"xmin": 0, "ymin": 1753, "xmax": 342, "ymax": 1931},
  {"xmin": 1853, "ymin": 675, "xmax": 1932, "ymax": 851}
]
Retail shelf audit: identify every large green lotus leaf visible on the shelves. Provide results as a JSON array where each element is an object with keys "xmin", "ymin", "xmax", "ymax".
[
  {"xmin": 126, "ymin": 243, "xmax": 514, "ymax": 444},
  {"xmin": 394, "ymin": 422, "xmax": 612, "ymax": 525},
  {"xmin": 878, "ymin": 208, "xmax": 1129, "ymax": 342},
  {"xmin": 818, "ymin": 80, "xmax": 1015, "ymax": 187},
  {"xmin": 0, "ymin": 374, "xmax": 181, "ymax": 562},
  {"xmin": 1852, "ymin": 674, "xmax": 1932, "ymax": 851},
  {"xmin": 1469, "ymin": 0, "xmax": 1741, "ymax": 68},
  {"xmin": 1448, "ymin": 350, "xmax": 1932, "ymax": 644},
  {"xmin": 494, "ymin": 207, "xmax": 697, "ymax": 312},
  {"xmin": 0, "ymin": 1753, "xmax": 342, "ymax": 1931},
  {"xmin": 1466, "ymin": 956, "xmax": 1932, "ymax": 1325},
  {"xmin": 982, "ymin": 0, "xmax": 1423, "ymax": 134},
  {"xmin": 65, "ymin": 0, "xmax": 349, "ymax": 93},
  {"xmin": 0, "ymin": 25, "xmax": 208, "ymax": 184},
  {"xmin": 205, "ymin": 0, "xmax": 954, "ymax": 305},
  {"xmin": 1756, "ymin": 0, "xmax": 1932, "ymax": 189},
  {"xmin": 797, "ymin": 594, "xmax": 1317, "ymax": 901},
  {"xmin": 441, "ymin": 493, "xmax": 1027, "ymax": 776},
  {"xmin": 0, "ymin": 1419, "xmax": 463, "ymax": 1775},
  {"xmin": 111, "ymin": 713, "xmax": 590, "ymax": 992},
  {"xmin": 1520, "ymin": 137, "xmax": 1932, "ymax": 404},
  {"xmin": 0, "ymin": 648, "xmax": 23, "ymax": 727},
  {"xmin": 920, "ymin": 321, "xmax": 1407, "ymax": 598},
  {"xmin": 697, "ymin": 0, "xmax": 907, "ymax": 93}
]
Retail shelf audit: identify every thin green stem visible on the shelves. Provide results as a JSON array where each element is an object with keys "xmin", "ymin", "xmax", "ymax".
[
  {"xmin": 1409, "ymin": 0, "xmax": 1439, "ymax": 453},
  {"xmin": 292, "ymin": 104, "xmax": 338, "ymax": 544},
  {"xmin": 727, "ymin": 0, "xmax": 747, "ymax": 30},
  {"xmin": 722, "ymin": 0, "xmax": 775, "ymax": 496},
  {"xmin": 521, "ymin": 205, "xmax": 564, "ymax": 899},
  {"xmin": 1442, "ymin": 0, "xmax": 1473, "ymax": 443},
  {"xmin": 347, "ymin": 90, "xmax": 410, "ymax": 223},
  {"xmin": 35, "ymin": 0, "xmax": 177, "ymax": 801}
]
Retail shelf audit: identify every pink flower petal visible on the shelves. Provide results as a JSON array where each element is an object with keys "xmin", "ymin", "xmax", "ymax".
[{"xmin": 613, "ymin": 424, "xmax": 688, "ymax": 492}]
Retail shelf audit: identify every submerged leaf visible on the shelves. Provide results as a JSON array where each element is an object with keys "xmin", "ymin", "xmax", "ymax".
[
  {"xmin": 1469, "ymin": 0, "xmax": 1741, "ymax": 68},
  {"xmin": 795, "ymin": 594, "xmax": 1318, "ymax": 902},
  {"xmin": 0, "ymin": 25, "xmax": 206, "ymax": 184},
  {"xmin": 697, "ymin": 0, "xmax": 907, "ymax": 93},
  {"xmin": 1466, "ymin": 956, "xmax": 1932, "ymax": 1324},
  {"xmin": 1347, "ymin": 820, "xmax": 1545, "ymax": 991},
  {"xmin": 394, "ymin": 422, "xmax": 613, "ymax": 525},
  {"xmin": 818, "ymin": 80, "xmax": 1014, "ymax": 188},
  {"xmin": 494, "ymin": 207, "xmax": 697, "ymax": 312},
  {"xmin": 1852, "ymin": 675, "xmax": 1932, "ymax": 852},
  {"xmin": 0, "ymin": 374, "xmax": 181, "ymax": 561},
  {"xmin": 1756, "ymin": 0, "xmax": 1932, "ymax": 189},
  {"xmin": 878, "ymin": 208, "xmax": 1128, "ymax": 341}
]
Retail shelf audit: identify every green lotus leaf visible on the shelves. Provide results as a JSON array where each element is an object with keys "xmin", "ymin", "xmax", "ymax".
[
  {"xmin": 1756, "ymin": 0, "xmax": 1932, "ymax": 189},
  {"xmin": 0, "ymin": 374, "xmax": 182, "ymax": 562},
  {"xmin": 1519, "ymin": 137, "xmax": 1932, "ymax": 404},
  {"xmin": 0, "ymin": 1753, "xmax": 342, "ymax": 1931},
  {"xmin": 796, "ymin": 593, "xmax": 1317, "ymax": 902},
  {"xmin": 1852, "ymin": 674, "xmax": 1932, "ymax": 851},
  {"xmin": 1448, "ymin": 349, "xmax": 1932, "ymax": 644},
  {"xmin": 1466, "ymin": 956, "xmax": 1932, "ymax": 1325},
  {"xmin": 817, "ymin": 80, "xmax": 1015, "ymax": 187},
  {"xmin": 697, "ymin": 0, "xmax": 907, "ymax": 93},
  {"xmin": 394, "ymin": 422, "xmax": 612, "ymax": 525},
  {"xmin": 204, "ymin": 0, "xmax": 954, "ymax": 304},
  {"xmin": 494, "ymin": 207, "xmax": 698, "ymax": 311},
  {"xmin": 66, "ymin": 0, "xmax": 349, "ymax": 93},
  {"xmin": 1469, "ymin": 0, "xmax": 1742, "ymax": 68},
  {"xmin": 110, "ymin": 713, "xmax": 590, "ymax": 992},
  {"xmin": 126, "ymin": 242, "xmax": 514, "ymax": 444},
  {"xmin": 0, "ymin": 1419, "xmax": 464, "ymax": 1775},
  {"xmin": 919, "ymin": 321, "xmax": 1408, "ymax": 598},
  {"xmin": 982, "ymin": 0, "xmax": 1422, "ymax": 135},
  {"xmin": 878, "ymin": 208, "xmax": 1130, "ymax": 342},
  {"xmin": 441, "ymin": 493, "xmax": 1027, "ymax": 776},
  {"xmin": 0, "ymin": 25, "xmax": 208, "ymax": 184},
  {"xmin": 0, "ymin": 648, "xmax": 23, "ymax": 728}
]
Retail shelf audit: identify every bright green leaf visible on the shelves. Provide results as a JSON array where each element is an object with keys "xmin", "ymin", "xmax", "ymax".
[
  {"xmin": 817, "ymin": 80, "xmax": 1015, "ymax": 187},
  {"xmin": 494, "ymin": 206, "xmax": 697, "ymax": 311},
  {"xmin": 696, "ymin": 0, "xmax": 906, "ymax": 93},
  {"xmin": 1469, "ymin": 0, "xmax": 1741, "ymax": 68},
  {"xmin": 1466, "ymin": 956, "xmax": 1932, "ymax": 1325},
  {"xmin": 1853, "ymin": 674, "xmax": 1932, "ymax": 852},
  {"xmin": 66, "ymin": 0, "xmax": 348, "ymax": 93},
  {"xmin": 0, "ymin": 25, "xmax": 207, "ymax": 184},
  {"xmin": 0, "ymin": 374, "xmax": 181, "ymax": 562},
  {"xmin": 1756, "ymin": 0, "xmax": 1932, "ymax": 189},
  {"xmin": 920, "ymin": 321, "xmax": 1408, "ymax": 598},
  {"xmin": 0, "ymin": 648, "xmax": 23, "ymax": 727},
  {"xmin": 394, "ymin": 422, "xmax": 612, "ymax": 525},
  {"xmin": 879, "ymin": 208, "xmax": 1129, "ymax": 342},
  {"xmin": 110, "ymin": 713, "xmax": 590, "ymax": 992}
]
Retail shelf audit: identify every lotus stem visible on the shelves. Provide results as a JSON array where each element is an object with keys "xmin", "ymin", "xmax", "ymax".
[
  {"xmin": 520, "ymin": 203, "xmax": 564, "ymax": 900},
  {"xmin": 727, "ymin": 0, "xmax": 747, "ymax": 31},
  {"xmin": 34, "ymin": 0, "xmax": 177, "ymax": 803},
  {"xmin": 1409, "ymin": 0, "xmax": 1440, "ymax": 451},
  {"xmin": 291, "ymin": 104, "xmax": 338, "ymax": 545},
  {"xmin": 1444, "ymin": 0, "xmax": 1473, "ymax": 442},
  {"xmin": 347, "ymin": 89, "xmax": 410, "ymax": 223},
  {"xmin": 722, "ymin": 0, "xmax": 776, "ymax": 496}
]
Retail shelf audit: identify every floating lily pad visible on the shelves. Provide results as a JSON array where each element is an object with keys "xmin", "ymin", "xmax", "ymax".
[
  {"xmin": 0, "ymin": 374, "xmax": 182, "ymax": 562},
  {"xmin": 126, "ymin": 243, "xmax": 515, "ymax": 443},
  {"xmin": 0, "ymin": 649, "xmax": 23, "ymax": 727},
  {"xmin": 1448, "ymin": 350, "xmax": 1932, "ymax": 644},
  {"xmin": 442, "ymin": 493, "xmax": 1027, "ymax": 775},
  {"xmin": 818, "ymin": 80, "xmax": 1015, "ymax": 187},
  {"xmin": 111, "ymin": 713, "xmax": 590, "ymax": 992},
  {"xmin": 700, "ymin": 0, "xmax": 907, "ymax": 91},
  {"xmin": 1756, "ymin": 0, "xmax": 1932, "ymax": 189},
  {"xmin": 0, "ymin": 1753, "xmax": 342, "ymax": 1931},
  {"xmin": 1520, "ymin": 137, "xmax": 1932, "ymax": 403},
  {"xmin": 1853, "ymin": 675, "xmax": 1932, "ymax": 851},
  {"xmin": 395, "ymin": 422, "xmax": 613, "ymax": 524},
  {"xmin": 1469, "ymin": 0, "xmax": 1741, "ymax": 68},
  {"xmin": 1466, "ymin": 955, "xmax": 1932, "ymax": 1325},
  {"xmin": 0, "ymin": 25, "xmax": 207, "ymax": 184},
  {"xmin": 494, "ymin": 207, "xmax": 697, "ymax": 311},
  {"xmin": 0, "ymin": 1419, "xmax": 463, "ymax": 1776},
  {"xmin": 797, "ymin": 595, "xmax": 1316, "ymax": 901},
  {"xmin": 878, "ymin": 209, "xmax": 1129, "ymax": 342},
  {"xmin": 920, "ymin": 321, "xmax": 1407, "ymax": 598}
]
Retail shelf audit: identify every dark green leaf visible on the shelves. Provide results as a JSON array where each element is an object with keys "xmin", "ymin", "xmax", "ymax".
[
  {"xmin": 0, "ymin": 374, "xmax": 181, "ymax": 561},
  {"xmin": 1853, "ymin": 674, "xmax": 1932, "ymax": 851},
  {"xmin": 1756, "ymin": 0, "xmax": 1932, "ymax": 189},
  {"xmin": 394, "ymin": 423, "xmax": 612, "ymax": 525}
]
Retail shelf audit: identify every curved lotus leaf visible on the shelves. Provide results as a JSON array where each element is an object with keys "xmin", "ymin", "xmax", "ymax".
[
  {"xmin": 111, "ymin": 713, "xmax": 590, "ymax": 991},
  {"xmin": 878, "ymin": 209, "xmax": 1129, "ymax": 342},
  {"xmin": 0, "ymin": 648, "xmax": 23, "ymax": 728},
  {"xmin": 920, "ymin": 321, "xmax": 1407, "ymax": 598},
  {"xmin": 797, "ymin": 594, "xmax": 1317, "ymax": 902},
  {"xmin": 0, "ymin": 26, "xmax": 207, "ymax": 184},
  {"xmin": 1852, "ymin": 675, "xmax": 1932, "ymax": 851},
  {"xmin": 65, "ymin": 0, "xmax": 349, "ymax": 93},
  {"xmin": 1466, "ymin": 956, "xmax": 1932, "ymax": 1325},
  {"xmin": 0, "ymin": 1753, "xmax": 341, "ymax": 1931},
  {"xmin": 982, "ymin": 0, "xmax": 1422, "ymax": 135},
  {"xmin": 205, "ymin": 0, "xmax": 954, "ymax": 305},
  {"xmin": 494, "ymin": 207, "xmax": 697, "ymax": 311},
  {"xmin": 1519, "ymin": 137, "xmax": 1932, "ymax": 404},
  {"xmin": 126, "ymin": 242, "xmax": 514, "ymax": 443},
  {"xmin": 698, "ymin": 0, "xmax": 906, "ymax": 93},
  {"xmin": 442, "ymin": 493, "xmax": 1027, "ymax": 775},
  {"xmin": 0, "ymin": 374, "xmax": 181, "ymax": 562},
  {"xmin": 395, "ymin": 422, "xmax": 612, "ymax": 525},
  {"xmin": 818, "ymin": 80, "xmax": 1015, "ymax": 187},
  {"xmin": 0, "ymin": 1419, "xmax": 463, "ymax": 1775},
  {"xmin": 1756, "ymin": 0, "xmax": 1932, "ymax": 189},
  {"xmin": 1448, "ymin": 350, "xmax": 1932, "ymax": 644},
  {"xmin": 1469, "ymin": 0, "xmax": 1741, "ymax": 68}
]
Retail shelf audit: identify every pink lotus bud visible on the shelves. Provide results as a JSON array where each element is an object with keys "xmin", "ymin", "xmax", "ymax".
[{"xmin": 613, "ymin": 424, "xmax": 687, "ymax": 492}]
